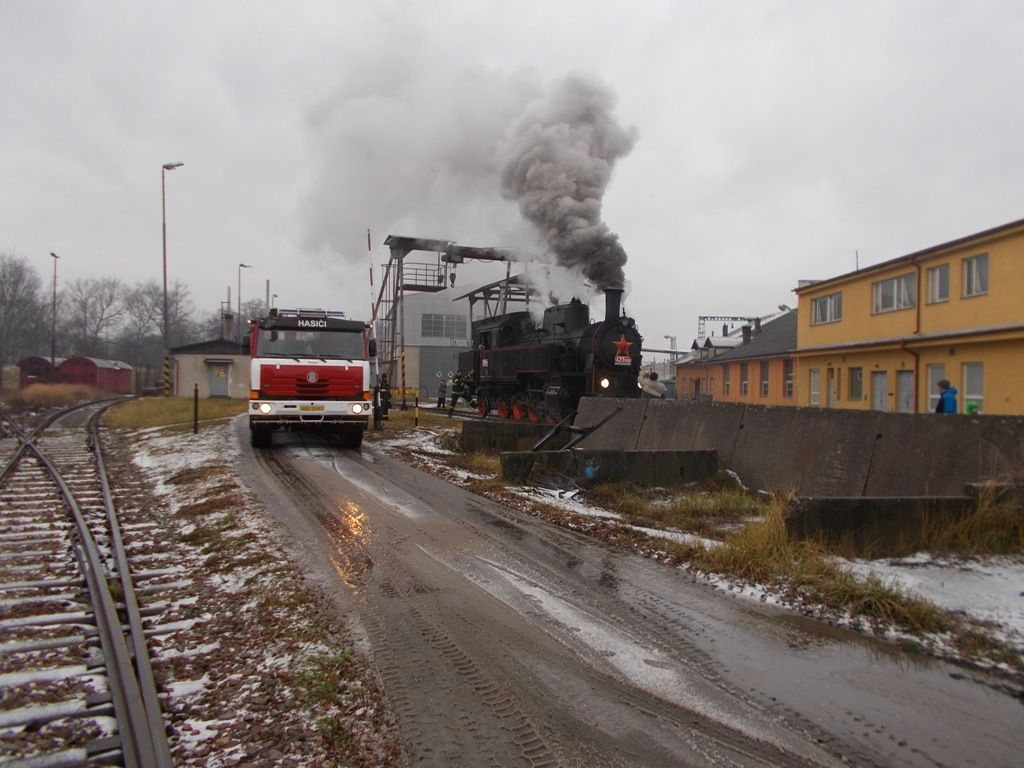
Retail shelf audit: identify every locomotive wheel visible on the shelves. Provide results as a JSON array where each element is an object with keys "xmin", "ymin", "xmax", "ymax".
[
  {"xmin": 509, "ymin": 397, "xmax": 528, "ymax": 421},
  {"xmin": 496, "ymin": 399, "xmax": 512, "ymax": 419},
  {"xmin": 477, "ymin": 397, "xmax": 490, "ymax": 418},
  {"xmin": 527, "ymin": 404, "xmax": 542, "ymax": 423}
]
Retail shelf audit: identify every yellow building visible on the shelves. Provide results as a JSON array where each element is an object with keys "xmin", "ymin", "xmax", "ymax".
[
  {"xmin": 676, "ymin": 312, "xmax": 797, "ymax": 406},
  {"xmin": 794, "ymin": 217, "xmax": 1024, "ymax": 414}
]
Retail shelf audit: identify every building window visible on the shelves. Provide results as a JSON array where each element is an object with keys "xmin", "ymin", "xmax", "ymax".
[
  {"xmin": 760, "ymin": 361, "xmax": 770, "ymax": 397},
  {"xmin": 809, "ymin": 368, "xmax": 820, "ymax": 406},
  {"xmin": 963, "ymin": 253, "xmax": 989, "ymax": 297},
  {"xmin": 740, "ymin": 363, "xmax": 749, "ymax": 396},
  {"xmin": 783, "ymin": 359, "xmax": 794, "ymax": 398},
  {"xmin": 927, "ymin": 264, "xmax": 949, "ymax": 304},
  {"xmin": 872, "ymin": 273, "xmax": 915, "ymax": 313},
  {"xmin": 963, "ymin": 362, "xmax": 984, "ymax": 413},
  {"xmin": 925, "ymin": 364, "xmax": 945, "ymax": 412},
  {"xmin": 722, "ymin": 364, "xmax": 730, "ymax": 395},
  {"xmin": 848, "ymin": 367, "xmax": 863, "ymax": 401},
  {"xmin": 421, "ymin": 313, "xmax": 467, "ymax": 339},
  {"xmin": 811, "ymin": 292, "xmax": 842, "ymax": 325}
]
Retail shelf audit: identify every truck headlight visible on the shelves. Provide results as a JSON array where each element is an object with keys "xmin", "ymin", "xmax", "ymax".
[
  {"xmin": 258, "ymin": 402, "xmax": 272, "ymax": 414},
  {"xmin": 352, "ymin": 403, "xmax": 364, "ymax": 414}
]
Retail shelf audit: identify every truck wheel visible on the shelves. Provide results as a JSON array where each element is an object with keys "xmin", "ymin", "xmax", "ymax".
[
  {"xmin": 341, "ymin": 425, "xmax": 364, "ymax": 450},
  {"xmin": 250, "ymin": 427, "xmax": 272, "ymax": 448}
]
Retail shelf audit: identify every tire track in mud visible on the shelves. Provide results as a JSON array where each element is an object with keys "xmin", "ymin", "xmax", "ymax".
[{"xmin": 363, "ymin": 573, "xmax": 557, "ymax": 767}]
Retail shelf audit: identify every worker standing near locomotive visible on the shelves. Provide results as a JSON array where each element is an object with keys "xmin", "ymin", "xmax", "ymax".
[
  {"xmin": 448, "ymin": 371, "xmax": 470, "ymax": 416},
  {"xmin": 436, "ymin": 377, "xmax": 448, "ymax": 409}
]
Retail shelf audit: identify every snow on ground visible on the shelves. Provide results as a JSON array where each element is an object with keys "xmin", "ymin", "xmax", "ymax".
[
  {"xmin": 372, "ymin": 423, "xmax": 1024, "ymax": 663},
  {"xmin": 847, "ymin": 554, "xmax": 1024, "ymax": 649}
]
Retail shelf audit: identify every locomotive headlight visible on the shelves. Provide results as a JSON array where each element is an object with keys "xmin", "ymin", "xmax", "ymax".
[
  {"xmin": 258, "ymin": 402, "xmax": 272, "ymax": 414},
  {"xmin": 352, "ymin": 403, "xmax": 364, "ymax": 414},
  {"xmin": 600, "ymin": 377, "xmax": 611, "ymax": 389}
]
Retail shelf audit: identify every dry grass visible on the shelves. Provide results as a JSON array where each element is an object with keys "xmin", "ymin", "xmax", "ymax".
[
  {"xmin": 923, "ymin": 487, "xmax": 1024, "ymax": 555},
  {"xmin": 104, "ymin": 396, "xmax": 247, "ymax": 429},
  {"xmin": 7, "ymin": 383, "xmax": 105, "ymax": 408},
  {"xmin": 586, "ymin": 479, "xmax": 767, "ymax": 536}
]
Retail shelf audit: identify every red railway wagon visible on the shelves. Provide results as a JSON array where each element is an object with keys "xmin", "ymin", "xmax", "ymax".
[
  {"xmin": 58, "ymin": 357, "xmax": 133, "ymax": 394},
  {"xmin": 17, "ymin": 356, "xmax": 65, "ymax": 388}
]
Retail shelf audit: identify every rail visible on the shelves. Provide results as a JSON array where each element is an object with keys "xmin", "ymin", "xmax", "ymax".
[{"xmin": 0, "ymin": 400, "xmax": 174, "ymax": 767}]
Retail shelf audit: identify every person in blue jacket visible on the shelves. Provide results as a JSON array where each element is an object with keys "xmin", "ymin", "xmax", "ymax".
[{"xmin": 935, "ymin": 379, "xmax": 958, "ymax": 414}]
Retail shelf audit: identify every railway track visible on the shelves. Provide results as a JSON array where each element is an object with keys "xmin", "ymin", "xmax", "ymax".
[{"xmin": 0, "ymin": 400, "xmax": 174, "ymax": 767}]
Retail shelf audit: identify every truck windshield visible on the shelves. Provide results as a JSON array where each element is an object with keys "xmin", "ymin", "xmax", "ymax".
[{"xmin": 258, "ymin": 328, "xmax": 365, "ymax": 359}]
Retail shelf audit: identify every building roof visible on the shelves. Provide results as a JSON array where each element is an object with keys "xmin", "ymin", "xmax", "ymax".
[
  {"xmin": 64, "ymin": 357, "xmax": 133, "ymax": 371},
  {"xmin": 682, "ymin": 311, "xmax": 797, "ymax": 366},
  {"xmin": 794, "ymin": 215, "xmax": 1024, "ymax": 294},
  {"xmin": 171, "ymin": 338, "xmax": 249, "ymax": 355}
]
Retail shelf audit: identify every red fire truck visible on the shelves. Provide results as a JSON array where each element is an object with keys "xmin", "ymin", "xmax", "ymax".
[{"xmin": 248, "ymin": 308, "xmax": 376, "ymax": 449}]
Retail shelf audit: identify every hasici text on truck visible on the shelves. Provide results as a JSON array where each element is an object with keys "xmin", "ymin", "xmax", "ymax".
[{"xmin": 248, "ymin": 308, "xmax": 376, "ymax": 449}]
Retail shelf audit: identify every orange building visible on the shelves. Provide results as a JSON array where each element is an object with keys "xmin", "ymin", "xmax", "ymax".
[
  {"xmin": 794, "ymin": 217, "xmax": 1024, "ymax": 414},
  {"xmin": 676, "ymin": 312, "xmax": 797, "ymax": 405}
]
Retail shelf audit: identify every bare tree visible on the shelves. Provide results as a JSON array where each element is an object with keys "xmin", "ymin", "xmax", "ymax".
[
  {"xmin": 160, "ymin": 280, "xmax": 198, "ymax": 348},
  {"xmin": 62, "ymin": 277, "xmax": 123, "ymax": 357},
  {"xmin": 114, "ymin": 280, "xmax": 163, "ymax": 368},
  {"xmin": 0, "ymin": 253, "xmax": 47, "ymax": 365}
]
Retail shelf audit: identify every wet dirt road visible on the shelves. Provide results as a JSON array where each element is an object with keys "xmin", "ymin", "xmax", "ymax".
[{"xmin": 237, "ymin": 424, "xmax": 1023, "ymax": 767}]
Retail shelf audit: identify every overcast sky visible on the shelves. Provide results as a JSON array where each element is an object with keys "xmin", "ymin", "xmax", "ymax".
[{"xmin": 3, "ymin": 0, "xmax": 1022, "ymax": 357}]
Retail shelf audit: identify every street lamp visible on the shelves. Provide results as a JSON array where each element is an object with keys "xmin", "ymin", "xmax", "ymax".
[
  {"xmin": 162, "ymin": 161, "xmax": 184, "ymax": 396},
  {"xmin": 271, "ymin": 293, "xmax": 278, "ymax": 309},
  {"xmin": 237, "ymin": 263, "xmax": 252, "ymax": 342},
  {"xmin": 49, "ymin": 252, "xmax": 59, "ymax": 368}
]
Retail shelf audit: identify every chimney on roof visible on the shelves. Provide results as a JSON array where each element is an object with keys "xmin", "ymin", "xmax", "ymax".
[
  {"xmin": 722, "ymin": 323, "xmax": 729, "ymax": 337},
  {"xmin": 754, "ymin": 317, "xmax": 761, "ymax": 334},
  {"xmin": 741, "ymin": 325, "xmax": 752, "ymax": 344}
]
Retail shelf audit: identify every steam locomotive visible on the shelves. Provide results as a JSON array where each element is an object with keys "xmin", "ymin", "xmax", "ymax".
[{"xmin": 458, "ymin": 288, "xmax": 642, "ymax": 422}]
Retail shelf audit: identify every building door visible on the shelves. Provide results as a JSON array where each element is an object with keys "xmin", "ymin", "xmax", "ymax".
[
  {"xmin": 208, "ymin": 363, "xmax": 229, "ymax": 397},
  {"xmin": 826, "ymin": 368, "xmax": 837, "ymax": 408},
  {"xmin": 871, "ymin": 371, "xmax": 888, "ymax": 411},
  {"xmin": 896, "ymin": 370, "xmax": 914, "ymax": 413}
]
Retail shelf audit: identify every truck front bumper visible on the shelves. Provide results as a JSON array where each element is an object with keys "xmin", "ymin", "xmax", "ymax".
[{"xmin": 249, "ymin": 399, "xmax": 370, "ymax": 426}]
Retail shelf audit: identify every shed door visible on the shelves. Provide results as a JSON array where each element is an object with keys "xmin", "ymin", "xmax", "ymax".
[
  {"xmin": 208, "ymin": 363, "xmax": 229, "ymax": 397},
  {"xmin": 896, "ymin": 370, "xmax": 914, "ymax": 413},
  {"xmin": 871, "ymin": 371, "xmax": 888, "ymax": 411}
]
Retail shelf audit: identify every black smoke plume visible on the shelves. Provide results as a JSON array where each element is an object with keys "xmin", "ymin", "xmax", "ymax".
[{"xmin": 498, "ymin": 75, "xmax": 637, "ymax": 288}]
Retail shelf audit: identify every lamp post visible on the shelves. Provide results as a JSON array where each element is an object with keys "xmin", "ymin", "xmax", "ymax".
[
  {"xmin": 161, "ymin": 161, "xmax": 184, "ymax": 396},
  {"xmin": 49, "ymin": 252, "xmax": 59, "ymax": 368},
  {"xmin": 271, "ymin": 293, "xmax": 278, "ymax": 309},
  {"xmin": 237, "ymin": 263, "xmax": 252, "ymax": 342}
]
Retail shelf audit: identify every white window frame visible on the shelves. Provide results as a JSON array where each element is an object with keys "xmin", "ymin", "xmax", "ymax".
[
  {"xmin": 722, "ymin": 364, "xmax": 731, "ymax": 395},
  {"xmin": 926, "ymin": 264, "xmax": 949, "ymax": 304},
  {"xmin": 811, "ymin": 292, "xmax": 842, "ymax": 325},
  {"xmin": 740, "ymin": 362, "xmax": 749, "ymax": 396},
  {"xmin": 926, "ymin": 364, "xmax": 945, "ymax": 412},
  {"xmin": 872, "ymin": 273, "xmax": 915, "ymax": 314},
  {"xmin": 963, "ymin": 253, "xmax": 989, "ymax": 298},
  {"xmin": 963, "ymin": 362, "xmax": 984, "ymax": 413},
  {"xmin": 848, "ymin": 367, "xmax": 863, "ymax": 401}
]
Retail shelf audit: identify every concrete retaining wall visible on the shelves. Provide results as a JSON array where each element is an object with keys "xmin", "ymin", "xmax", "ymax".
[
  {"xmin": 501, "ymin": 449, "xmax": 718, "ymax": 488},
  {"xmin": 461, "ymin": 421, "xmax": 569, "ymax": 454},
  {"xmin": 575, "ymin": 398, "xmax": 1024, "ymax": 496}
]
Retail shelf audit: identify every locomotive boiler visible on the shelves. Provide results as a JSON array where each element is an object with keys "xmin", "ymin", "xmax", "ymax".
[{"xmin": 458, "ymin": 287, "xmax": 642, "ymax": 422}]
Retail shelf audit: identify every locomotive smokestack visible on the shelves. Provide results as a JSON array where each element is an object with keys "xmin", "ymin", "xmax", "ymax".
[{"xmin": 604, "ymin": 287, "xmax": 623, "ymax": 323}]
